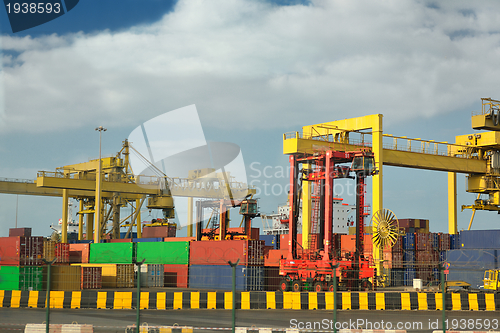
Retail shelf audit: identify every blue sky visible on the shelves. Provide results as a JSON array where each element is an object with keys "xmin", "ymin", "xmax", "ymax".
[{"xmin": 1, "ymin": 0, "xmax": 500, "ymax": 237}]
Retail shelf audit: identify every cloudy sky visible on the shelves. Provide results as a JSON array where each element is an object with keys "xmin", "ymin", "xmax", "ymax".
[{"xmin": 1, "ymin": 0, "xmax": 500, "ymax": 237}]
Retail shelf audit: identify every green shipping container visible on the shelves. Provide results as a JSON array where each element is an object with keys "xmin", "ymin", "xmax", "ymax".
[
  {"xmin": 136, "ymin": 241, "xmax": 189, "ymax": 264},
  {"xmin": 0, "ymin": 266, "xmax": 44, "ymax": 291},
  {"xmin": 90, "ymin": 243, "xmax": 135, "ymax": 264}
]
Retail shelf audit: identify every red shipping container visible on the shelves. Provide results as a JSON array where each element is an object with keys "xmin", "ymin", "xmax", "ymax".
[
  {"xmin": 438, "ymin": 233, "xmax": 450, "ymax": 251},
  {"xmin": 189, "ymin": 240, "xmax": 264, "ymax": 266},
  {"xmin": 415, "ymin": 233, "xmax": 431, "ymax": 252},
  {"xmin": 392, "ymin": 251, "xmax": 404, "ymax": 268},
  {"xmin": 143, "ymin": 226, "xmax": 177, "ymax": 238},
  {"xmin": 340, "ymin": 235, "xmax": 356, "ymax": 252},
  {"xmin": 81, "ymin": 266, "xmax": 102, "ymax": 289},
  {"xmin": 105, "ymin": 239, "xmax": 133, "ymax": 243},
  {"xmin": 164, "ymin": 264, "xmax": 188, "ymax": 288},
  {"xmin": 279, "ymin": 234, "xmax": 303, "ymax": 251},
  {"xmin": 69, "ymin": 244, "xmax": 90, "ymax": 263},
  {"xmin": 164, "ymin": 237, "xmax": 195, "ymax": 242},
  {"xmin": 0, "ymin": 236, "xmax": 43, "ymax": 266},
  {"xmin": 393, "ymin": 236, "xmax": 403, "ymax": 253},
  {"xmin": 55, "ymin": 243, "xmax": 70, "ymax": 264},
  {"xmin": 9, "ymin": 228, "xmax": 32, "ymax": 237},
  {"xmin": 264, "ymin": 249, "xmax": 288, "ymax": 267}
]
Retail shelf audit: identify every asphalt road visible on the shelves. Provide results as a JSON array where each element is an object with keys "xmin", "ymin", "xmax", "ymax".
[{"xmin": 1, "ymin": 308, "xmax": 499, "ymax": 333}]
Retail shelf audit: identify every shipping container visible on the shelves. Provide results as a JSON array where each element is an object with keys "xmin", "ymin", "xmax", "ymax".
[
  {"xmin": 0, "ymin": 266, "xmax": 44, "ymax": 291},
  {"xmin": 120, "ymin": 232, "xmax": 137, "ymax": 239},
  {"xmin": 393, "ymin": 236, "xmax": 403, "ymax": 253},
  {"xmin": 89, "ymin": 243, "xmax": 135, "ymax": 264},
  {"xmin": 133, "ymin": 238, "xmax": 163, "ymax": 243},
  {"xmin": 403, "ymin": 233, "xmax": 415, "ymax": 250},
  {"xmin": 43, "ymin": 240, "xmax": 56, "ymax": 262},
  {"xmin": 55, "ymin": 243, "xmax": 70, "ymax": 264},
  {"xmin": 188, "ymin": 265, "xmax": 264, "ymax": 291},
  {"xmin": 447, "ymin": 268, "xmax": 485, "ymax": 289},
  {"xmin": 264, "ymin": 266, "xmax": 280, "ymax": 291},
  {"xmin": 416, "ymin": 268, "xmax": 433, "ymax": 284},
  {"xmin": 403, "ymin": 268, "xmax": 416, "ymax": 286},
  {"xmin": 439, "ymin": 251, "xmax": 447, "ymax": 263},
  {"xmin": 460, "ymin": 230, "xmax": 500, "ymax": 249},
  {"xmin": 142, "ymin": 226, "xmax": 176, "ymax": 238},
  {"xmin": 403, "ymin": 250, "xmax": 415, "ymax": 268},
  {"xmin": 81, "ymin": 266, "xmax": 102, "ymax": 289},
  {"xmin": 0, "ymin": 236, "xmax": 44, "ymax": 266},
  {"xmin": 9, "ymin": 228, "xmax": 31, "ymax": 238},
  {"xmin": 259, "ymin": 235, "xmax": 280, "ymax": 249},
  {"xmin": 164, "ymin": 264, "xmax": 189, "ymax": 288},
  {"xmin": 69, "ymin": 243, "xmax": 90, "ymax": 263},
  {"xmin": 446, "ymin": 249, "xmax": 500, "ymax": 270},
  {"xmin": 391, "ymin": 268, "xmax": 404, "ymax": 287},
  {"xmin": 50, "ymin": 266, "xmax": 81, "ymax": 291},
  {"xmin": 136, "ymin": 241, "xmax": 189, "ymax": 265},
  {"xmin": 391, "ymin": 252, "xmax": 404, "ymax": 269},
  {"xmin": 438, "ymin": 233, "xmax": 451, "ymax": 251},
  {"xmin": 202, "ymin": 228, "xmax": 260, "ymax": 240},
  {"xmin": 164, "ymin": 237, "xmax": 196, "ymax": 242},
  {"xmin": 189, "ymin": 240, "xmax": 264, "ymax": 266},
  {"xmin": 415, "ymin": 250, "xmax": 438, "ymax": 268},
  {"xmin": 75, "ymin": 263, "xmax": 134, "ymax": 288},
  {"xmin": 135, "ymin": 264, "xmax": 164, "ymax": 288},
  {"xmin": 450, "ymin": 234, "xmax": 460, "ymax": 249}
]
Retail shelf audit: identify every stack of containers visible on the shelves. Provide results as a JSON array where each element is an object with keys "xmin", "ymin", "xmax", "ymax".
[
  {"xmin": 391, "ymin": 236, "xmax": 404, "ymax": 286},
  {"xmin": 398, "ymin": 219, "xmax": 430, "ymax": 233},
  {"xmin": 414, "ymin": 233, "xmax": 438, "ymax": 284},
  {"xmin": 87, "ymin": 242, "xmax": 135, "ymax": 288},
  {"xmin": 403, "ymin": 232, "xmax": 416, "ymax": 286},
  {"xmin": 136, "ymin": 239, "xmax": 190, "ymax": 288},
  {"xmin": 0, "ymin": 230, "xmax": 44, "ymax": 291},
  {"xmin": 74, "ymin": 264, "xmax": 133, "ymax": 288},
  {"xmin": 445, "ymin": 230, "xmax": 500, "ymax": 288},
  {"xmin": 189, "ymin": 240, "xmax": 264, "ymax": 291}
]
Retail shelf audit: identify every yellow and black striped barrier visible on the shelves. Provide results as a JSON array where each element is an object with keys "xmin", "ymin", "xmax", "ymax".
[{"xmin": 0, "ymin": 290, "xmax": 498, "ymax": 311}]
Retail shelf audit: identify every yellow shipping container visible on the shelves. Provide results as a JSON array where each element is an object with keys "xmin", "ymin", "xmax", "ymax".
[
  {"xmin": 73, "ymin": 264, "xmax": 134, "ymax": 288},
  {"xmin": 43, "ymin": 240, "xmax": 57, "ymax": 262},
  {"xmin": 349, "ymin": 226, "xmax": 372, "ymax": 235},
  {"xmin": 50, "ymin": 266, "xmax": 80, "ymax": 291}
]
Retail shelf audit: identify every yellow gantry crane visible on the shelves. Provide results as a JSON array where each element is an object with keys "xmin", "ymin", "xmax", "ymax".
[
  {"xmin": 283, "ymin": 98, "xmax": 500, "ymax": 280},
  {"xmin": 0, "ymin": 140, "xmax": 255, "ymax": 243}
]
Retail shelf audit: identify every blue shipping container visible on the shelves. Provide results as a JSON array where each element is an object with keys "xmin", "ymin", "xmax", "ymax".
[
  {"xmin": 460, "ymin": 230, "xmax": 500, "ymax": 249},
  {"xmin": 403, "ymin": 250, "xmax": 415, "ymax": 268},
  {"xmin": 439, "ymin": 251, "xmax": 447, "ymax": 263},
  {"xmin": 450, "ymin": 234, "xmax": 460, "ymax": 250},
  {"xmin": 189, "ymin": 265, "xmax": 264, "ymax": 291},
  {"xmin": 448, "ymin": 269, "xmax": 485, "ymax": 289},
  {"xmin": 259, "ymin": 235, "xmax": 279, "ymax": 249},
  {"xmin": 404, "ymin": 268, "xmax": 416, "ymax": 286},
  {"xmin": 430, "ymin": 233, "xmax": 439, "ymax": 250},
  {"xmin": 446, "ymin": 249, "xmax": 499, "ymax": 270},
  {"xmin": 133, "ymin": 238, "xmax": 163, "ymax": 243},
  {"xmin": 120, "ymin": 232, "xmax": 137, "ymax": 239},
  {"xmin": 403, "ymin": 233, "xmax": 415, "ymax": 250}
]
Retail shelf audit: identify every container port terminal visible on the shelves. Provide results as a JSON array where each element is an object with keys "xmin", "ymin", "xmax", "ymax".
[{"xmin": 3, "ymin": 98, "xmax": 500, "ymax": 312}]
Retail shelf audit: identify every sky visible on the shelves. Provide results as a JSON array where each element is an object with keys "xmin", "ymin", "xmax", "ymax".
[{"xmin": 1, "ymin": 0, "xmax": 500, "ymax": 237}]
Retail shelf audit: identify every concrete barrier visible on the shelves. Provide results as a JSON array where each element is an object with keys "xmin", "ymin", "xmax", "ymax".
[{"xmin": 25, "ymin": 324, "xmax": 93, "ymax": 333}]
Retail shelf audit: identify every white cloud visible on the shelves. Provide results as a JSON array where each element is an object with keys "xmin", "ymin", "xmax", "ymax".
[{"xmin": 2, "ymin": 0, "xmax": 500, "ymax": 134}]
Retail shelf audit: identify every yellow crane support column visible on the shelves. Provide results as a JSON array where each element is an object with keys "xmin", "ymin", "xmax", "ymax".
[
  {"xmin": 302, "ymin": 163, "xmax": 311, "ymax": 249},
  {"xmin": 78, "ymin": 200, "xmax": 84, "ymax": 241},
  {"xmin": 86, "ymin": 212, "xmax": 93, "ymax": 241},
  {"xmin": 187, "ymin": 197, "xmax": 193, "ymax": 237},
  {"xmin": 448, "ymin": 172, "xmax": 458, "ymax": 234},
  {"xmin": 136, "ymin": 198, "xmax": 142, "ymax": 238},
  {"xmin": 372, "ymin": 115, "xmax": 384, "ymax": 278},
  {"xmin": 61, "ymin": 189, "xmax": 69, "ymax": 243}
]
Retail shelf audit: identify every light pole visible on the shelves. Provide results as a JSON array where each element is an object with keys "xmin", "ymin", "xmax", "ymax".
[{"xmin": 94, "ymin": 126, "xmax": 106, "ymax": 244}]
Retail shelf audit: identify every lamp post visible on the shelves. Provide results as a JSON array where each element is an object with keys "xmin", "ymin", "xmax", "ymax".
[{"xmin": 94, "ymin": 126, "xmax": 107, "ymax": 244}]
